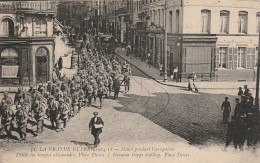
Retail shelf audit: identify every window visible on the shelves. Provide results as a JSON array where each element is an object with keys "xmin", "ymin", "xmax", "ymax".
[
  {"xmin": 257, "ymin": 12, "xmax": 260, "ymax": 33},
  {"xmin": 176, "ymin": 10, "xmax": 180, "ymax": 33},
  {"xmin": 1, "ymin": 48, "xmax": 19, "ymax": 78},
  {"xmin": 1, "ymin": 18, "xmax": 14, "ymax": 36},
  {"xmin": 238, "ymin": 11, "xmax": 248, "ymax": 34},
  {"xmin": 216, "ymin": 47, "xmax": 228, "ymax": 68},
  {"xmin": 169, "ymin": 11, "xmax": 173, "ymax": 33},
  {"xmin": 237, "ymin": 47, "xmax": 246, "ymax": 68},
  {"xmin": 158, "ymin": 9, "xmax": 161, "ymax": 26},
  {"xmin": 35, "ymin": 18, "xmax": 47, "ymax": 36},
  {"xmin": 220, "ymin": 11, "xmax": 229, "ymax": 33},
  {"xmin": 201, "ymin": 10, "xmax": 211, "ymax": 33}
]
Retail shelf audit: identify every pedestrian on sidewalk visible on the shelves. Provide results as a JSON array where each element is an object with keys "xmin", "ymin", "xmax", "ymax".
[
  {"xmin": 173, "ymin": 66, "xmax": 179, "ymax": 83},
  {"xmin": 89, "ymin": 112, "xmax": 104, "ymax": 147},
  {"xmin": 147, "ymin": 52, "xmax": 151, "ymax": 67},
  {"xmin": 159, "ymin": 64, "xmax": 163, "ymax": 76}
]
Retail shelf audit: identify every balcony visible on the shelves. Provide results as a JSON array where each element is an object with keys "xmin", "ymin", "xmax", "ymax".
[{"xmin": 0, "ymin": 1, "xmax": 57, "ymax": 14}]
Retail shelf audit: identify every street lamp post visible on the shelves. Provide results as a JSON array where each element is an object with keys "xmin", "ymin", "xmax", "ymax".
[
  {"xmin": 255, "ymin": 25, "xmax": 260, "ymax": 108},
  {"xmin": 114, "ymin": 0, "xmax": 117, "ymax": 40},
  {"xmin": 163, "ymin": 0, "xmax": 168, "ymax": 82}
]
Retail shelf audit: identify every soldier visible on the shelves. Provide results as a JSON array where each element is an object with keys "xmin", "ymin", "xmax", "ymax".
[
  {"xmin": 14, "ymin": 87, "xmax": 24, "ymax": 105},
  {"xmin": 71, "ymin": 87, "xmax": 79, "ymax": 115},
  {"xmin": 113, "ymin": 76, "xmax": 121, "ymax": 99},
  {"xmin": 23, "ymin": 92, "xmax": 32, "ymax": 106},
  {"xmin": 221, "ymin": 97, "xmax": 231, "ymax": 124},
  {"xmin": 58, "ymin": 99, "xmax": 69, "ymax": 130},
  {"xmin": 1, "ymin": 102, "xmax": 14, "ymax": 140},
  {"xmin": 47, "ymin": 81, "xmax": 52, "ymax": 93},
  {"xmin": 15, "ymin": 105, "xmax": 28, "ymax": 140},
  {"xmin": 33, "ymin": 100, "xmax": 45, "ymax": 135},
  {"xmin": 97, "ymin": 83, "xmax": 105, "ymax": 108},
  {"xmin": 122, "ymin": 72, "xmax": 130, "ymax": 93},
  {"xmin": 86, "ymin": 85, "xmax": 93, "ymax": 107},
  {"xmin": 28, "ymin": 85, "xmax": 34, "ymax": 94},
  {"xmin": 47, "ymin": 96, "xmax": 59, "ymax": 131},
  {"xmin": 108, "ymin": 76, "xmax": 113, "ymax": 96},
  {"xmin": 2, "ymin": 92, "xmax": 13, "ymax": 107}
]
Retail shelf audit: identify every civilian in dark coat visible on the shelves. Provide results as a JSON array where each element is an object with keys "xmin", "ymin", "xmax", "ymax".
[{"xmin": 89, "ymin": 112, "xmax": 104, "ymax": 146}]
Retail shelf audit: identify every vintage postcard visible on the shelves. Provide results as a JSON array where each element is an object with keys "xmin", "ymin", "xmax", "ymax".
[{"xmin": 0, "ymin": 0, "xmax": 259, "ymax": 162}]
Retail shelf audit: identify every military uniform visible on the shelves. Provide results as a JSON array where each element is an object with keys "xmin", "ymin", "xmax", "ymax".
[
  {"xmin": 33, "ymin": 101, "xmax": 45, "ymax": 134},
  {"xmin": 113, "ymin": 78, "xmax": 120, "ymax": 99},
  {"xmin": 1, "ymin": 104, "xmax": 14, "ymax": 139},
  {"xmin": 48, "ymin": 97, "xmax": 59, "ymax": 130},
  {"xmin": 15, "ymin": 106, "xmax": 28, "ymax": 140},
  {"xmin": 58, "ymin": 99, "xmax": 69, "ymax": 129}
]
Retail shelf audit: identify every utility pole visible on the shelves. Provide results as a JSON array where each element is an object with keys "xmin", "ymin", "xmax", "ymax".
[
  {"xmin": 97, "ymin": 0, "xmax": 100, "ymax": 34},
  {"xmin": 114, "ymin": 0, "xmax": 117, "ymax": 40},
  {"xmin": 255, "ymin": 24, "xmax": 260, "ymax": 108},
  {"xmin": 163, "ymin": 0, "xmax": 168, "ymax": 82}
]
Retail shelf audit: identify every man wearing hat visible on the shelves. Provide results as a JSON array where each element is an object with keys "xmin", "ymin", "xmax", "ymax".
[{"xmin": 89, "ymin": 112, "xmax": 104, "ymax": 146}]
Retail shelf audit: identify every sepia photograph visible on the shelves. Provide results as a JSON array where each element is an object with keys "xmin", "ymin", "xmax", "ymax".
[{"xmin": 0, "ymin": 0, "xmax": 259, "ymax": 162}]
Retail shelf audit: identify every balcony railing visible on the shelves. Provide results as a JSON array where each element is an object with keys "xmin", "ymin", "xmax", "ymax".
[{"xmin": 0, "ymin": 1, "xmax": 57, "ymax": 12}]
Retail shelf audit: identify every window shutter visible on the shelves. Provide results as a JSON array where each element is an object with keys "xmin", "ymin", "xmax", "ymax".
[
  {"xmin": 217, "ymin": 48, "xmax": 220, "ymax": 54},
  {"xmin": 233, "ymin": 47, "xmax": 238, "ymax": 69},
  {"xmin": 228, "ymin": 47, "xmax": 233, "ymax": 69}
]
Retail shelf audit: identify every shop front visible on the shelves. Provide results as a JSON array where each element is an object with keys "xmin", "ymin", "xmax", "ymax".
[{"xmin": 0, "ymin": 38, "xmax": 54, "ymax": 86}]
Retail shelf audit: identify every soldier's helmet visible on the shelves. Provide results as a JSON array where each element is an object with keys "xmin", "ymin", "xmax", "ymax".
[
  {"xmin": 35, "ymin": 100, "xmax": 39, "ymax": 105},
  {"xmin": 1, "ymin": 99, "xmax": 6, "ymax": 105},
  {"xmin": 19, "ymin": 99, "xmax": 24, "ymax": 104},
  {"xmin": 16, "ymin": 105, "xmax": 22, "ymax": 109},
  {"xmin": 244, "ymin": 85, "xmax": 248, "ymax": 88},
  {"xmin": 59, "ymin": 98, "xmax": 64, "ymax": 103}
]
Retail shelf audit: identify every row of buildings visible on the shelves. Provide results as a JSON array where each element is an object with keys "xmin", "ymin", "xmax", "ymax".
[{"xmin": 57, "ymin": 0, "xmax": 260, "ymax": 81}]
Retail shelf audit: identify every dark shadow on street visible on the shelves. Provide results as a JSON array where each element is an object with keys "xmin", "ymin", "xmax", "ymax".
[
  {"xmin": 71, "ymin": 140, "xmax": 92, "ymax": 147},
  {"xmin": 113, "ymin": 90, "xmax": 239, "ymax": 146}
]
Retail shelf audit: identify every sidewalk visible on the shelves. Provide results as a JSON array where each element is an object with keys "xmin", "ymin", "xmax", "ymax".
[{"xmin": 115, "ymin": 47, "xmax": 256, "ymax": 89}]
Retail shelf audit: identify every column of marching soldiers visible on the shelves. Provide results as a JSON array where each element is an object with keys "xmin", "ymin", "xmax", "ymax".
[{"xmin": 0, "ymin": 46, "xmax": 131, "ymax": 141}]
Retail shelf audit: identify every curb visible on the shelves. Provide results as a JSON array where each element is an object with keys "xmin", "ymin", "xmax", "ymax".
[
  {"xmin": 115, "ymin": 50, "xmax": 187, "ymax": 89},
  {"xmin": 115, "ymin": 49, "xmax": 251, "ymax": 90}
]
